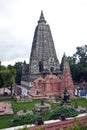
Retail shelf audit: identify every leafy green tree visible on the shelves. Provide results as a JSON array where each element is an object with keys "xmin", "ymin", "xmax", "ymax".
[
  {"xmin": 0, "ymin": 65, "xmax": 6, "ymax": 70},
  {"xmin": 0, "ymin": 64, "xmax": 16, "ymax": 95},
  {"xmin": 14, "ymin": 62, "xmax": 22, "ymax": 84},
  {"xmin": 75, "ymin": 45, "xmax": 87, "ymax": 65},
  {"xmin": 7, "ymin": 62, "xmax": 22, "ymax": 84},
  {"xmin": 0, "ymin": 69, "xmax": 13, "ymax": 94},
  {"xmin": 9, "ymin": 69, "xmax": 16, "ymax": 95},
  {"xmin": 69, "ymin": 45, "xmax": 87, "ymax": 82}
]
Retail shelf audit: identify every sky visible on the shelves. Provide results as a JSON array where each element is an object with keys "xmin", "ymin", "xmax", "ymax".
[{"xmin": 0, "ymin": 0, "xmax": 87, "ymax": 66}]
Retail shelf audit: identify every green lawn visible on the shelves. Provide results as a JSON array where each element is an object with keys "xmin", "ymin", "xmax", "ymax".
[
  {"xmin": 0, "ymin": 116, "xmax": 13, "ymax": 128},
  {"xmin": 0, "ymin": 98, "xmax": 87, "ymax": 129},
  {"xmin": 72, "ymin": 98, "xmax": 87, "ymax": 108},
  {"xmin": 0, "ymin": 98, "xmax": 55, "ymax": 129}
]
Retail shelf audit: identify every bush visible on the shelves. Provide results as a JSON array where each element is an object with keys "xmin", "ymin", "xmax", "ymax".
[
  {"xmin": 11, "ymin": 114, "xmax": 36, "ymax": 126},
  {"xmin": 49, "ymin": 106, "xmax": 78, "ymax": 120}
]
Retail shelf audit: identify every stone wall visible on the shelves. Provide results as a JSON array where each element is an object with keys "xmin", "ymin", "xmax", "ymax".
[{"xmin": 30, "ymin": 116, "xmax": 87, "ymax": 130}]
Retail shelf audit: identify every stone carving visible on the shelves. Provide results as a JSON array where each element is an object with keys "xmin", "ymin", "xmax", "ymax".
[
  {"xmin": 21, "ymin": 11, "xmax": 60, "ymax": 86},
  {"xmin": 21, "ymin": 12, "xmax": 74, "ymax": 99},
  {"xmin": 30, "ymin": 72, "xmax": 74, "ymax": 98},
  {"xmin": 34, "ymin": 102, "xmax": 51, "ymax": 114}
]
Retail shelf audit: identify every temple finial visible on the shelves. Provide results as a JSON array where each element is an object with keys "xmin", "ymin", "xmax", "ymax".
[
  {"xmin": 62, "ymin": 53, "xmax": 70, "ymax": 70},
  {"xmin": 63, "ymin": 52, "xmax": 66, "ymax": 57},
  {"xmin": 38, "ymin": 10, "xmax": 46, "ymax": 24},
  {"xmin": 40, "ymin": 10, "xmax": 44, "ymax": 19}
]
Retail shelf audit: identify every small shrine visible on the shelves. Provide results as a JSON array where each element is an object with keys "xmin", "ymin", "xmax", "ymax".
[
  {"xmin": 29, "ymin": 72, "xmax": 74, "ymax": 99},
  {"xmin": 34, "ymin": 99, "xmax": 51, "ymax": 114},
  {"xmin": 29, "ymin": 53, "xmax": 74, "ymax": 99}
]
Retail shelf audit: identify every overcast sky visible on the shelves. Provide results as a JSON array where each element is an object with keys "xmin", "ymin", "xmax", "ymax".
[{"xmin": 0, "ymin": 0, "xmax": 87, "ymax": 66}]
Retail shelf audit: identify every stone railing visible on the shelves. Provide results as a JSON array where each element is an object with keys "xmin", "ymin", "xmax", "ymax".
[
  {"xmin": 31, "ymin": 115, "xmax": 87, "ymax": 130},
  {"xmin": 4, "ymin": 114, "xmax": 87, "ymax": 130}
]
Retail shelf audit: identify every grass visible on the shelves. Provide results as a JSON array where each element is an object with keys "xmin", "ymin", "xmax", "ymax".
[
  {"xmin": 0, "ymin": 98, "xmax": 40, "ymax": 129},
  {"xmin": 0, "ymin": 116, "xmax": 13, "ymax": 128},
  {"xmin": 0, "ymin": 98, "xmax": 55, "ymax": 129},
  {"xmin": 0, "ymin": 97, "xmax": 87, "ymax": 129},
  {"xmin": 0, "ymin": 98, "xmax": 41, "ymax": 112},
  {"xmin": 71, "ymin": 98, "xmax": 87, "ymax": 108}
]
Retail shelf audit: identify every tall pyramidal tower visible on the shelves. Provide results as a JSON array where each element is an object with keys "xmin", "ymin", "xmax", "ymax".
[{"xmin": 21, "ymin": 11, "xmax": 61, "ymax": 86}]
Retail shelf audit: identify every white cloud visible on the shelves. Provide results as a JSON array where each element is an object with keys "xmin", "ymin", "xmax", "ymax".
[{"xmin": 0, "ymin": 0, "xmax": 87, "ymax": 65}]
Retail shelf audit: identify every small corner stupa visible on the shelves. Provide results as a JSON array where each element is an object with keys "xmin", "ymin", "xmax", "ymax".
[{"xmin": 60, "ymin": 53, "xmax": 74, "ymax": 98}]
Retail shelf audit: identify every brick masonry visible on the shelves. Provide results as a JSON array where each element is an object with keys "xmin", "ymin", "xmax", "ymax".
[{"xmin": 30, "ymin": 116, "xmax": 87, "ymax": 130}]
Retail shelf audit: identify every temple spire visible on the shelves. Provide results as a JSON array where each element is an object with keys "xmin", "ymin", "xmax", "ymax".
[
  {"xmin": 21, "ymin": 11, "xmax": 60, "ymax": 86},
  {"xmin": 38, "ymin": 10, "xmax": 46, "ymax": 24},
  {"xmin": 60, "ymin": 53, "xmax": 70, "ymax": 71}
]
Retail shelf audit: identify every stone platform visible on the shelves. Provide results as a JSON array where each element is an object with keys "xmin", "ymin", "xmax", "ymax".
[
  {"xmin": 34, "ymin": 103, "xmax": 51, "ymax": 114},
  {"xmin": 17, "ymin": 110, "xmax": 33, "ymax": 115},
  {"xmin": 0, "ymin": 102, "xmax": 14, "ymax": 116},
  {"xmin": 15, "ymin": 95, "xmax": 32, "ymax": 102}
]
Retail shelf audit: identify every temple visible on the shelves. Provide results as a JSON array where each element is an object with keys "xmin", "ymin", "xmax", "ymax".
[
  {"xmin": 21, "ymin": 11, "xmax": 74, "ymax": 98},
  {"xmin": 21, "ymin": 11, "xmax": 61, "ymax": 86}
]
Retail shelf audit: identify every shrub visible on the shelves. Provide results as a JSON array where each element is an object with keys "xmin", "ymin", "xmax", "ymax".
[
  {"xmin": 11, "ymin": 114, "xmax": 36, "ymax": 126},
  {"xmin": 49, "ymin": 106, "xmax": 78, "ymax": 120}
]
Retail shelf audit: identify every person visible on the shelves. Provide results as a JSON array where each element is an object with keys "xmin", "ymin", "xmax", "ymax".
[{"xmin": 63, "ymin": 88, "xmax": 70, "ymax": 102}]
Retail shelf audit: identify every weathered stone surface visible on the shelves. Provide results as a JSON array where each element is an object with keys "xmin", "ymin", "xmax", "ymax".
[
  {"xmin": 60, "ymin": 69, "xmax": 74, "ymax": 98},
  {"xmin": 0, "ymin": 102, "xmax": 14, "ymax": 115},
  {"xmin": 30, "ymin": 71, "xmax": 74, "ymax": 98},
  {"xmin": 60, "ymin": 53, "xmax": 70, "ymax": 71},
  {"xmin": 44, "ymin": 74, "xmax": 61, "ymax": 96},
  {"xmin": 21, "ymin": 11, "xmax": 60, "ymax": 86},
  {"xmin": 21, "ymin": 12, "xmax": 74, "ymax": 98}
]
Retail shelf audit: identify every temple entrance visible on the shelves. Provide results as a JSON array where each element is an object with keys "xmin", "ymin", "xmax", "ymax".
[
  {"xmin": 39, "ymin": 61, "xmax": 43, "ymax": 72},
  {"xmin": 50, "ymin": 67, "xmax": 54, "ymax": 73}
]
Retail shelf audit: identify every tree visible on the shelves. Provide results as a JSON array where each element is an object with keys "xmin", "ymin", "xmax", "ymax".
[
  {"xmin": 9, "ymin": 69, "xmax": 16, "ymax": 95},
  {"xmin": 0, "ymin": 65, "xmax": 6, "ymax": 70},
  {"xmin": 7, "ymin": 62, "xmax": 22, "ymax": 85},
  {"xmin": 0, "ymin": 66, "xmax": 16, "ymax": 95},
  {"xmin": 75, "ymin": 45, "xmax": 87, "ymax": 65},
  {"xmin": 14, "ymin": 62, "xmax": 22, "ymax": 84},
  {"xmin": 0, "ymin": 69, "xmax": 12, "ymax": 94},
  {"xmin": 69, "ymin": 45, "xmax": 87, "ymax": 83}
]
